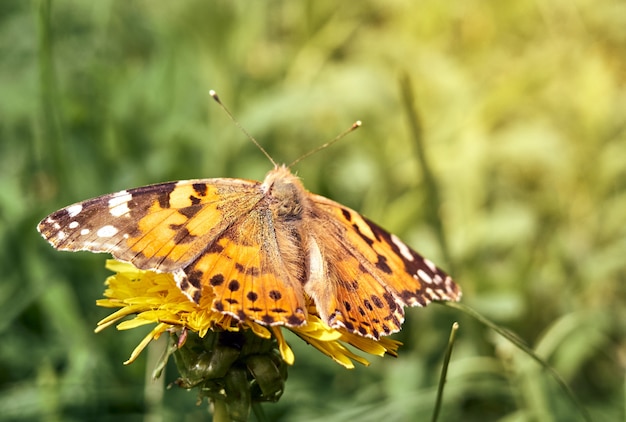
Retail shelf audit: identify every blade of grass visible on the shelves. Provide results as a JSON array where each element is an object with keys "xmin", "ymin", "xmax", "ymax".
[
  {"xmin": 442, "ymin": 301, "xmax": 592, "ymax": 422},
  {"xmin": 431, "ymin": 322, "xmax": 459, "ymax": 422},
  {"xmin": 399, "ymin": 74, "xmax": 454, "ymax": 274},
  {"xmin": 36, "ymin": 0, "xmax": 67, "ymax": 191}
]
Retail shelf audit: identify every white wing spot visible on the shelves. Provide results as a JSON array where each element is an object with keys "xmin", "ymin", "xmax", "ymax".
[
  {"xmin": 417, "ymin": 269, "xmax": 433, "ymax": 284},
  {"xmin": 424, "ymin": 258, "xmax": 437, "ymax": 272},
  {"xmin": 80, "ymin": 228, "xmax": 90, "ymax": 236},
  {"xmin": 425, "ymin": 287, "xmax": 436, "ymax": 300},
  {"xmin": 108, "ymin": 191, "xmax": 132, "ymax": 217},
  {"xmin": 68, "ymin": 221, "xmax": 79, "ymax": 229},
  {"xmin": 444, "ymin": 276, "xmax": 455, "ymax": 290},
  {"xmin": 67, "ymin": 204, "xmax": 83, "ymax": 218},
  {"xmin": 391, "ymin": 234, "xmax": 415, "ymax": 262},
  {"xmin": 97, "ymin": 225, "xmax": 118, "ymax": 238},
  {"xmin": 56, "ymin": 231, "xmax": 67, "ymax": 240},
  {"xmin": 46, "ymin": 218, "xmax": 61, "ymax": 230}
]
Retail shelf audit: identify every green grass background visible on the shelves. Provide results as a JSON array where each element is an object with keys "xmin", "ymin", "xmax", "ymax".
[{"xmin": 2, "ymin": 0, "xmax": 625, "ymax": 420}]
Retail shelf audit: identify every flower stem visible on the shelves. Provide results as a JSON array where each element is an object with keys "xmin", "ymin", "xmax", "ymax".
[{"xmin": 212, "ymin": 399, "xmax": 231, "ymax": 422}]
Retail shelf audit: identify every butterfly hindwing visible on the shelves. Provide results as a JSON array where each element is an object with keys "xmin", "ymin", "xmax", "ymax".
[{"xmin": 180, "ymin": 206, "xmax": 308, "ymax": 327}]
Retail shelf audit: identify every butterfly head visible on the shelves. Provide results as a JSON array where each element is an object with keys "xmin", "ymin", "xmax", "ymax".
[{"xmin": 262, "ymin": 165, "xmax": 306, "ymax": 220}]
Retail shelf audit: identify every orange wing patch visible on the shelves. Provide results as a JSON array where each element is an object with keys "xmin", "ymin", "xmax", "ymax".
[{"xmin": 125, "ymin": 183, "xmax": 228, "ymax": 267}]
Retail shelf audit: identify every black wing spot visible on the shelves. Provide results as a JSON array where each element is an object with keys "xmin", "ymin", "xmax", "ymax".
[
  {"xmin": 187, "ymin": 270, "xmax": 203, "ymax": 288},
  {"xmin": 157, "ymin": 183, "xmax": 176, "ymax": 208},
  {"xmin": 179, "ymin": 205, "xmax": 202, "ymax": 218},
  {"xmin": 363, "ymin": 299, "xmax": 373, "ymax": 311},
  {"xmin": 341, "ymin": 208, "xmax": 352, "ymax": 222},
  {"xmin": 247, "ymin": 291, "xmax": 259, "ymax": 301},
  {"xmin": 287, "ymin": 314, "xmax": 305, "ymax": 326},
  {"xmin": 235, "ymin": 262, "xmax": 260, "ymax": 276},
  {"xmin": 268, "ymin": 290, "xmax": 282, "ymax": 300},
  {"xmin": 210, "ymin": 274, "xmax": 224, "ymax": 286},
  {"xmin": 179, "ymin": 278, "xmax": 189, "ymax": 290},
  {"xmin": 193, "ymin": 183, "xmax": 208, "ymax": 196},
  {"xmin": 375, "ymin": 254, "xmax": 392, "ymax": 274},
  {"xmin": 228, "ymin": 280, "xmax": 240, "ymax": 292},
  {"xmin": 208, "ymin": 242, "xmax": 224, "ymax": 254},
  {"xmin": 371, "ymin": 295, "xmax": 384, "ymax": 308}
]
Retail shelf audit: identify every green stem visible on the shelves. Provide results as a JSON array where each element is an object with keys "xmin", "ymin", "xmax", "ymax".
[
  {"xmin": 431, "ymin": 322, "xmax": 459, "ymax": 422},
  {"xmin": 212, "ymin": 399, "xmax": 231, "ymax": 422}
]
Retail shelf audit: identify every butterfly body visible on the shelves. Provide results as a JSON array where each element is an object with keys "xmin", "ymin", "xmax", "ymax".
[{"xmin": 38, "ymin": 165, "xmax": 460, "ymax": 339}]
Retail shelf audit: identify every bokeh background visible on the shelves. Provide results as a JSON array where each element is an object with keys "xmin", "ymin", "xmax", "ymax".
[{"xmin": 2, "ymin": 0, "xmax": 625, "ymax": 421}]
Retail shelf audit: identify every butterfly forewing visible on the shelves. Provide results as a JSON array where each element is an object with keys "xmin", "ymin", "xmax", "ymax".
[{"xmin": 37, "ymin": 178, "xmax": 264, "ymax": 272}]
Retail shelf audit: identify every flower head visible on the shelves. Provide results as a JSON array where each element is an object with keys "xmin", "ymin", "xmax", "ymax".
[{"xmin": 96, "ymin": 259, "xmax": 402, "ymax": 419}]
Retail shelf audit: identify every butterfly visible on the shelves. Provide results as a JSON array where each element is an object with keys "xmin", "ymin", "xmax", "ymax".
[{"xmin": 38, "ymin": 144, "xmax": 460, "ymax": 341}]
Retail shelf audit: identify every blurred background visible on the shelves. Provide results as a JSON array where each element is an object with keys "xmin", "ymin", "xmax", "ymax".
[{"xmin": 2, "ymin": 0, "xmax": 625, "ymax": 420}]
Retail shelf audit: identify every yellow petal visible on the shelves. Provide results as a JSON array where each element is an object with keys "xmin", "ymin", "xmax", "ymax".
[
  {"xmin": 271, "ymin": 327, "xmax": 295, "ymax": 365},
  {"xmin": 124, "ymin": 323, "xmax": 169, "ymax": 365}
]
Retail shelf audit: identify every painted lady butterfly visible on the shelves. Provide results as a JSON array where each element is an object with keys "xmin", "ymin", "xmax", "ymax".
[{"xmin": 38, "ymin": 133, "xmax": 460, "ymax": 340}]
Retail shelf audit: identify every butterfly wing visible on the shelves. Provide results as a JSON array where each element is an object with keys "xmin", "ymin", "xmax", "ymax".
[
  {"xmin": 38, "ymin": 177, "xmax": 308, "ymax": 327},
  {"xmin": 37, "ymin": 178, "xmax": 265, "ymax": 273},
  {"xmin": 306, "ymin": 194, "xmax": 461, "ymax": 339}
]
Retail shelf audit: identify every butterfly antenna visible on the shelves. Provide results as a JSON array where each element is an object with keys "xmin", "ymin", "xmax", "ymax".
[
  {"xmin": 288, "ymin": 120, "xmax": 362, "ymax": 168},
  {"xmin": 209, "ymin": 90, "xmax": 278, "ymax": 167}
]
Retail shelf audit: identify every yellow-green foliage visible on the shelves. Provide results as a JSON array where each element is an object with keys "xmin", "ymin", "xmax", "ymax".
[{"xmin": 1, "ymin": 1, "xmax": 624, "ymax": 420}]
